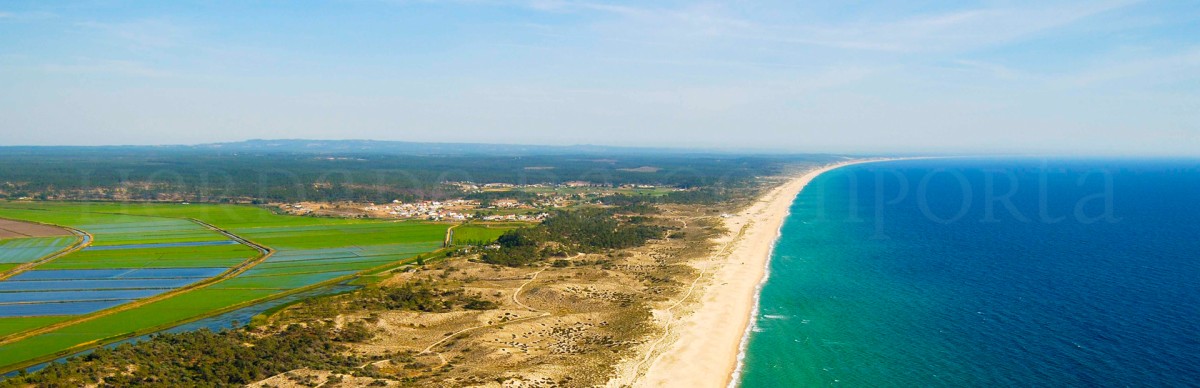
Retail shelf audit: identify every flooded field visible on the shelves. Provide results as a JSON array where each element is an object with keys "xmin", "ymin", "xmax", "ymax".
[
  {"xmin": 8, "ymin": 267, "xmax": 227, "ymax": 280},
  {"xmin": 0, "ymin": 201, "xmax": 447, "ymax": 372},
  {"xmin": 0, "ymin": 237, "xmax": 76, "ymax": 267}
]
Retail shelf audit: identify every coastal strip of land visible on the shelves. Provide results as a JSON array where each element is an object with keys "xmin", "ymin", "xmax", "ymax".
[{"xmin": 616, "ymin": 159, "xmax": 882, "ymax": 387}]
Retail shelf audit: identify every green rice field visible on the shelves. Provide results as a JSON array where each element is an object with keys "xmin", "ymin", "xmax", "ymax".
[
  {"xmin": 451, "ymin": 223, "xmax": 526, "ymax": 245},
  {"xmin": 0, "ymin": 317, "xmax": 70, "ymax": 338},
  {"xmin": 0, "ymin": 201, "xmax": 449, "ymax": 372},
  {"xmin": 37, "ymin": 244, "xmax": 256, "ymax": 269}
]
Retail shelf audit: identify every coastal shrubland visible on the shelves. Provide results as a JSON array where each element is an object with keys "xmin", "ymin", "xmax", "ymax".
[
  {"xmin": 480, "ymin": 208, "xmax": 667, "ymax": 267},
  {"xmin": 0, "ymin": 323, "xmax": 375, "ymax": 387},
  {"xmin": 292, "ymin": 278, "xmax": 499, "ymax": 318}
]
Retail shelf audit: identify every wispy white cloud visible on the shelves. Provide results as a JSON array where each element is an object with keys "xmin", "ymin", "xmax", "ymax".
[
  {"xmin": 77, "ymin": 19, "xmax": 187, "ymax": 49},
  {"xmin": 465, "ymin": 63, "xmax": 877, "ymax": 116},
  {"xmin": 749, "ymin": 0, "xmax": 1141, "ymax": 53},
  {"xmin": 498, "ymin": 0, "xmax": 1142, "ymax": 54},
  {"xmin": 1057, "ymin": 48, "xmax": 1200, "ymax": 88},
  {"xmin": 946, "ymin": 59, "xmax": 1022, "ymax": 80},
  {"xmin": 0, "ymin": 10, "xmax": 56, "ymax": 21},
  {"xmin": 520, "ymin": 1, "xmax": 755, "ymax": 37},
  {"xmin": 42, "ymin": 58, "xmax": 174, "ymax": 77}
]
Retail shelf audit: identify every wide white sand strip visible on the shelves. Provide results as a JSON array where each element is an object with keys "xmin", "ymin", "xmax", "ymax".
[{"xmin": 628, "ymin": 159, "xmax": 879, "ymax": 388}]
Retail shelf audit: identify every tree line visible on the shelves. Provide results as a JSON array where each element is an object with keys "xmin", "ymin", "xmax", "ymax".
[
  {"xmin": 0, "ymin": 147, "xmax": 805, "ymax": 203},
  {"xmin": 480, "ymin": 207, "xmax": 667, "ymax": 267}
]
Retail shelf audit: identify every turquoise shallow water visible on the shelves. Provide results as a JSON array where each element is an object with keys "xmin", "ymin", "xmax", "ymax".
[{"xmin": 739, "ymin": 158, "xmax": 1200, "ymax": 387}]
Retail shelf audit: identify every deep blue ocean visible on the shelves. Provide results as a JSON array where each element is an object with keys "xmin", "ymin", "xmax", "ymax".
[{"xmin": 740, "ymin": 158, "xmax": 1200, "ymax": 387}]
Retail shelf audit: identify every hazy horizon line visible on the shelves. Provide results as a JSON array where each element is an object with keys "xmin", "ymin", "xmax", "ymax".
[{"xmin": 2, "ymin": 138, "xmax": 1197, "ymax": 159}]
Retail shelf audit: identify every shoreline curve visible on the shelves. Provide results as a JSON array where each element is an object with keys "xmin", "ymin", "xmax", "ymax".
[{"xmin": 627, "ymin": 158, "xmax": 892, "ymax": 388}]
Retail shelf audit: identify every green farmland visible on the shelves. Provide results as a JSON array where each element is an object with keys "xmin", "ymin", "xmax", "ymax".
[
  {"xmin": 450, "ymin": 223, "xmax": 527, "ymax": 245},
  {"xmin": 37, "ymin": 244, "xmax": 257, "ymax": 269},
  {"xmin": 0, "ymin": 201, "xmax": 449, "ymax": 372}
]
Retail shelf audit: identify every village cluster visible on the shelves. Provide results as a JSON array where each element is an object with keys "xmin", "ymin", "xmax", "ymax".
[
  {"xmin": 280, "ymin": 199, "xmax": 549, "ymax": 221},
  {"xmin": 277, "ymin": 181, "xmax": 672, "ymax": 221}
]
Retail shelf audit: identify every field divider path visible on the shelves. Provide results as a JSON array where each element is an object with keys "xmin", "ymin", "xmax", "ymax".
[
  {"xmin": 443, "ymin": 223, "xmax": 463, "ymax": 247},
  {"xmin": 0, "ymin": 217, "xmax": 92, "ymax": 282},
  {"xmin": 0, "ymin": 218, "xmax": 274, "ymax": 348}
]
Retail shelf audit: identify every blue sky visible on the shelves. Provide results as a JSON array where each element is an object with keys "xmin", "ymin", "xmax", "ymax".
[{"xmin": 1, "ymin": 1, "xmax": 1197, "ymax": 155}]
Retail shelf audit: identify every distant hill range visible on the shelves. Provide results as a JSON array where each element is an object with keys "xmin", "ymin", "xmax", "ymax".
[
  {"xmin": 196, "ymin": 139, "xmax": 713, "ymax": 156},
  {"xmin": 2, "ymin": 139, "xmax": 799, "ymax": 157}
]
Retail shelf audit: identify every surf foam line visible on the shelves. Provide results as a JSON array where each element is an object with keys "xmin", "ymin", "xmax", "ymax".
[{"xmin": 727, "ymin": 190, "xmax": 792, "ymax": 388}]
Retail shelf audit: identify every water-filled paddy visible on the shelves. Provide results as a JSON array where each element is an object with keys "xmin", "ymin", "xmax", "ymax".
[
  {"xmin": 243, "ymin": 258, "xmax": 404, "ymax": 277},
  {"xmin": 37, "ymin": 244, "xmax": 255, "ymax": 270},
  {"xmin": 0, "ymin": 202, "xmax": 447, "ymax": 371},
  {"xmin": 0, "ymin": 268, "xmax": 227, "ymax": 317},
  {"xmin": 82, "ymin": 240, "xmax": 239, "ymax": 251},
  {"xmin": 0, "ymin": 289, "xmax": 169, "ymax": 304},
  {"xmin": 0, "ymin": 237, "xmax": 75, "ymax": 264},
  {"xmin": 0, "ymin": 299, "xmax": 133, "ymax": 317},
  {"xmin": 0, "ymin": 277, "xmax": 205, "ymax": 292},
  {"xmin": 8, "ymin": 267, "xmax": 227, "ymax": 281},
  {"xmin": 212, "ymin": 271, "xmax": 358, "ymax": 289}
]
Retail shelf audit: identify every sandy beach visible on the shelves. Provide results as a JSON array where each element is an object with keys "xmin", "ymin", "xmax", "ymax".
[{"xmin": 613, "ymin": 160, "xmax": 875, "ymax": 388}]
